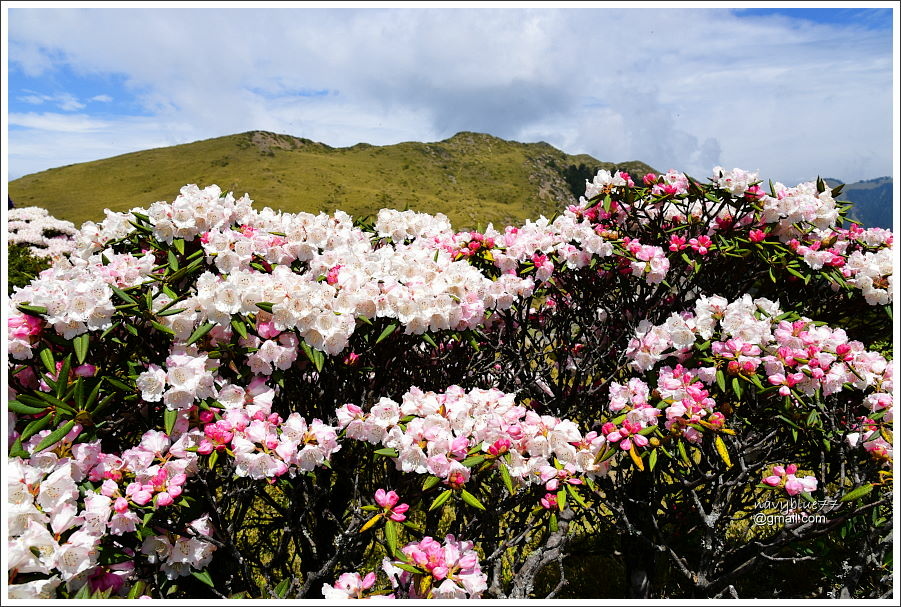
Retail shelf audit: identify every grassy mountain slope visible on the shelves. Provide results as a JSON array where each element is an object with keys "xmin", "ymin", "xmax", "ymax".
[{"xmin": 8, "ymin": 131, "xmax": 655, "ymax": 230}]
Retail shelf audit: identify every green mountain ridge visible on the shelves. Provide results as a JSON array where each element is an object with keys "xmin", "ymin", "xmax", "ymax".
[
  {"xmin": 8, "ymin": 131, "xmax": 656, "ymax": 230},
  {"xmin": 823, "ymin": 177, "xmax": 893, "ymax": 229}
]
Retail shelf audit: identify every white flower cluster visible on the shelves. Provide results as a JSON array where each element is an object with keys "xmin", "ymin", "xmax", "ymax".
[
  {"xmin": 711, "ymin": 166, "xmax": 761, "ymax": 197},
  {"xmin": 845, "ymin": 247, "xmax": 894, "ymax": 306},
  {"xmin": 9, "ymin": 251, "xmax": 157, "ymax": 345},
  {"xmin": 336, "ymin": 385, "xmax": 610, "ymax": 487},
  {"xmin": 483, "ymin": 214, "xmax": 616, "ymax": 275},
  {"xmin": 375, "ymin": 208, "xmax": 453, "ymax": 243},
  {"xmin": 760, "ymin": 181, "xmax": 840, "ymax": 233},
  {"xmin": 7, "ymin": 206, "xmax": 78, "ymax": 260}
]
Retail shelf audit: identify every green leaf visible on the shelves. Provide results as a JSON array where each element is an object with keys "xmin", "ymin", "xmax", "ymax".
[
  {"xmin": 274, "ymin": 579, "xmax": 291, "ymax": 599},
  {"xmin": 127, "ymin": 581, "xmax": 147, "ymax": 599},
  {"xmin": 55, "ymin": 356, "xmax": 72, "ymax": 399},
  {"xmin": 429, "ymin": 490, "xmax": 452, "ymax": 511},
  {"xmin": 150, "ymin": 321, "xmax": 176, "ymax": 336},
  {"xmin": 8, "ymin": 436, "xmax": 29, "ymax": 458},
  {"xmin": 840, "ymin": 484, "xmax": 874, "ymax": 502},
  {"xmin": 566, "ymin": 484, "xmax": 588, "ymax": 508},
  {"xmin": 376, "ymin": 323, "xmax": 397, "ymax": 344},
  {"xmin": 164, "ymin": 408, "xmax": 178, "ymax": 436},
  {"xmin": 256, "ymin": 302, "xmax": 275, "ymax": 314},
  {"xmin": 384, "ymin": 519, "xmax": 398, "ymax": 555},
  {"xmin": 110, "ymin": 285, "xmax": 137, "ymax": 305},
  {"xmin": 187, "ymin": 322, "xmax": 217, "ymax": 346},
  {"xmin": 34, "ymin": 419, "xmax": 77, "ymax": 453},
  {"xmin": 374, "ymin": 447, "xmax": 399, "ymax": 457},
  {"xmin": 8, "ymin": 400, "xmax": 48, "ymax": 415},
  {"xmin": 173, "ymin": 238, "xmax": 185, "ymax": 255},
  {"xmin": 422, "ymin": 333, "xmax": 438, "ymax": 348},
  {"xmin": 648, "ymin": 448, "xmax": 659, "ymax": 471},
  {"xmin": 499, "ymin": 461, "xmax": 514, "ymax": 495},
  {"xmin": 460, "ymin": 489, "xmax": 486, "ymax": 510},
  {"xmin": 461, "ymin": 455, "xmax": 486, "ymax": 468},
  {"xmin": 549, "ymin": 512, "xmax": 558, "ymax": 532},
  {"xmin": 73, "ymin": 583, "xmax": 93, "ymax": 599},
  {"xmin": 191, "ymin": 570, "xmax": 215, "ymax": 588},
  {"xmin": 156, "ymin": 307, "xmax": 187, "ymax": 317},
  {"xmin": 72, "ymin": 334, "xmax": 90, "ymax": 365},
  {"xmin": 231, "ymin": 318, "xmax": 249, "ymax": 340},
  {"xmin": 716, "ymin": 369, "xmax": 726, "ymax": 392},
  {"xmin": 422, "ymin": 475, "xmax": 440, "ymax": 491},
  {"xmin": 39, "ymin": 347, "xmax": 56, "ymax": 375},
  {"xmin": 19, "ymin": 413, "xmax": 55, "ymax": 443},
  {"xmin": 16, "ymin": 303, "xmax": 48, "ymax": 316},
  {"xmin": 732, "ymin": 377, "xmax": 743, "ymax": 400}
]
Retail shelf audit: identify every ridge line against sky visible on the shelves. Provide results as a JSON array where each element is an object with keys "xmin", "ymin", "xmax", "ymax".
[{"xmin": 3, "ymin": 3, "xmax": 899, "ymax": 187}]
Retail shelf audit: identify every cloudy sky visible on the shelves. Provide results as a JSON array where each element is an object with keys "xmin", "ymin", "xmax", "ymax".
[{"xmin": 4, "ymin": 5, "xmax": 897, "ymax": 187}]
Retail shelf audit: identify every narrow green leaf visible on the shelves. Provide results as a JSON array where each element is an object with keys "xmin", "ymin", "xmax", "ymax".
[
  {"xmin": 127, "ymin": 581, "xmax": 146, "ymax": 599},
  {"xmin": 73, "ymin": 378, "xmax": 86, "ymax": 409},
  {"xmin": 39, "ymin": 347, "xmax": 56, "ymax": 375},
  {"xmin": 395, "ymin": 563, "xmax": 425, "ymax": 575},
  {"xmin": 156, "ymin": 307, "xmax": 187, "ymax": 317},
  {"xmin": 274, "ymin": 579, "xmax": 291, "ymax": 599},
  {"xmin": 8, "ymin": 400, "xmax": 48, "ymax": 415},
  {"xmin": 461, "ymin": 455, "xmax": 486, "ymax": 468},
  {"xmin": 422, "ymin": 333, "xmax": 438, "ymax": 348},
  {"xmin": 499, "ymin": 461, "xmax": 514, "ymax": 495},
  {"xmin": 19, "ymin": 412, "xmax": 55, "ymax": 443},
  {"xmin": 732, "ymin": 377, "xmax": 743, "ymax": 400},
  {"xmin": 716, "ymin": 369, "xmax": 726, "ymax": 392},
  {"xmin": 164, "ymin": 408, "xmax": 178, "ymax": 436},
  {"xmin": 256, "ymin": 302, "xmax": 275, "ymax": 314},
  {"xmin": 373, "ymin": 447, "xmax": 399, "ymax": 457},
  {"xmin": 840, "ymin": 484, "xmax": 874, "ymax": 502},
  {"xmin": 34, "ymin": 419, "xmax": 77, "ymax": 453},
  {"xmin": 191, "ymin": 570, "xmax": 215, "ymax": 588},
  {"xmin": 231, "ymin": 318, "xmax": 248, "ymax": 340},
  {"xmin": 110, "ymin": 285, "xmax": 137, "ymax": 305},
  {"xmin": 422, "ymin": 475, "xmax": 440, "ymax": 491},
  {"xmin": 384, "ymin": 519, "xmax": 398, "ymax": 555},
  {"xmin": 549, "ymin": 512, "xmax": 559, "ymax": 532},
  {"xmin": 73, "ymin": 583, "xmax": 93, "ymax": 599},
  {"xmin": 8, "ymin": 436, "xmax": 29, "ymax": 458},
  {"xmin": 566, "ymin": 484, "xmax": 588, "ymax": 508},
  {"xmin": 55, "ymin": 356, "xmax": 72, "ymax": 399},
  {"xmin": 72, "ymin": 334, "xmax": 90, "ymax": 365},
  {"xmin": 460, "ymin": 489, "xmax": 486, "ymax": 510},
  {"xmin": 429, "ymin": 490, "xmax": 452, "ymax": 511},
  {"xmin": 649, "ymin": 448, "xmax": 659, "ymax": 471},
  {"xmin": 376, "ymin": 323, "xmax": 397, "ymax": 344},
  {"xmin": 187, "ymin": 322, "xmax": 216, "ymax": 346},
  {"xmin": 150, "ymin": 321, "xmax": 176, "ymax": 336},
  {"xmin": 16, "ymin": 303, "xmax": 48, "ymax": 316},
  {"xmin": 173, "ymin": 238, "xmax": 185, "ymax": 255}
]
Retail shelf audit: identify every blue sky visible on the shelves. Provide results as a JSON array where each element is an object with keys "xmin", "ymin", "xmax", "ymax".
[{"xmin": 4, "ymin": 5, "xmax": 897, "ymax": 187}]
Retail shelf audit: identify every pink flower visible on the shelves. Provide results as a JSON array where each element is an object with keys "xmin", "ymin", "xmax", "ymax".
[
  {"xmin": 374, "ymin": 489, "xmax": 410, "ymax": 522},
  {"xmin": 540, "ymin": 492, "xmax": 558, "ymax": 510},
  {"xmin": 749, "ymin": 229, "xmax": 767, "ymax": 243},
  {"xmin": 689, "ymin": 235, "xmax": 713, "ymax": 255},
  {"xmin": 669, "ymin": 235, "xmax": 687, "ymax": 252}
]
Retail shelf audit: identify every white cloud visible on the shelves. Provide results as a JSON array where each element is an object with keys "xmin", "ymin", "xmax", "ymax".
[
  {"xmin": 90, "ymin": 94, "xmax": 113, "ymax": 103},
  {"xmin": 5, "ymin": 7, "xmax": 895, "ymax": 185},
  {"xmin": 9, "ymin": 112, "xmax": 110, "ymax": 133}
]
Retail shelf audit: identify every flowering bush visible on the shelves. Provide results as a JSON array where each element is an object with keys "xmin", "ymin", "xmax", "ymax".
[{"xmin": 6, "ymin": 169, "xmax": 893, "ymax": 599}]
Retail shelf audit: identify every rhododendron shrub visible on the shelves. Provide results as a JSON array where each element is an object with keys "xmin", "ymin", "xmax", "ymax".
[{"xmin": 6, "ymin": 169, "xmax": 892, "ymax": 599}]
